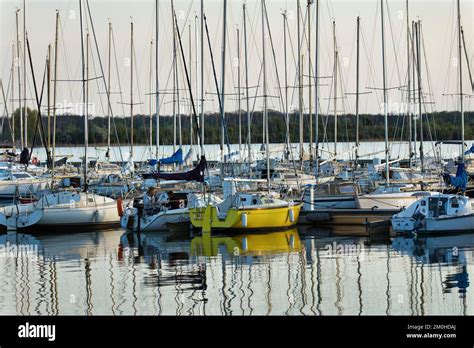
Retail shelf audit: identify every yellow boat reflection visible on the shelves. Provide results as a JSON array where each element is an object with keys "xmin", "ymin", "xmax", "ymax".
[{"xmin": 190, "ymin": 229, "xmax": 301, "ymax": 257}]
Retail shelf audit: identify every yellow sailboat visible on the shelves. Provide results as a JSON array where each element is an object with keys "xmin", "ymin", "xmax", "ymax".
[
  {"xmin": 189, "ymin": 192, "xmax": 302, "ymax": 232},
  {"xmin": 190, "ymin": 229, "xmax": 302, "ymax": 257}
]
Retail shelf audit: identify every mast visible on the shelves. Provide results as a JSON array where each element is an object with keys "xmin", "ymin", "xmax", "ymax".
[
  {"xmin": 381, "ymin": 0, "xmax": 390, "ymax": 186},
  {"xmin": 355, "ymin": 16, "xmax": 360, "ymax": 165},
  {"xmin": 47, "ymin": 44, "xmax": 51, "ymax": 149},
  {"xmin": 297, "ymin": 0, "xmax": 303, "ymax": 167},
  {"xmin": 172, "ymin": 1, "xmax": 177, "ymax": 152},
  {"xmin": 307, "ymin": 0, "xmax": 313, "ymax": 164},
  {"xmin": 52, "ymin": 10, "xmax": 59, "ymax": 177},
  {"xmin": 457, "ymin": 0, "xmax": 464, "ymax": 163},
  {"xmin": 23, "ymin": 0, "xmax": 27, "ymax": 147},
  {"xmin": 333, "ymin": 20, "xmax": 338, "ymax": 157},
  {"xmin": 314, "ymin": 0, "xmax": 320, "ymax": 177},
  {"xmin": 243, "ymin": 3, "xmax": 251, "ymax": 174},
  {"xmin": 149, "ymin": 39, "xmax": 154, "ymax": 156},
  {"xmin": 412, "ymin": 20, "xmax": 417, "ymax": 162},
  {"xmin": 130, "ymin": 20, "xmax": 134, "ymax": 158},
  {"xmin": 262, "ymin": 0, "xmax": 270, "ymax": 192},
  {"xmin": 15, "ymin": 9, "xmax": 23, "ymax": 149},
  {"xmin": 200, "ymin": 0, "xmax": 204, "ymax": 155},
  {"xmin": 107, "ymin": 21, "xmax": 112, "ymax": 159},
  {"xmin": 220, "ymin": 0, "xmax": 227, "ymax": 163},
  {"xmin": 406, "ymin": 0, "xmax": 412, "ymax": 168},
  {"xmin": 189, "ymin": 24, "xmax": 193, "ymax": 150},
  {"xmin": 11, "ymin": 43, "xmax": 15, "ymax": 150},
  {"xmin": 177, "ymin": 27, "xmax": 182, "ymax": 150},
  {"xmin": 283, "ymin": 10, "xmax": 290, "ymax": 158},
  {"xmin": 195, "ymin": 14, "xmax": 199, "ymax": 150},
  {"xmin": 155, "ymin": 0, "xmax": 160, "ymax": 159},
  {"xmin": 415, "ymin": 20, "xmax": 424, "ymax": 172},
  {"xmin": 79, "ymin": 0, "xmax": 87, "ymax": 191},
  {"xmin": 86, "ymin": 33, "xmax": 90, "ymax": 167},
  {"xmin": 237, "ymin": 27, "xmax": 242, "ymax": 157}
]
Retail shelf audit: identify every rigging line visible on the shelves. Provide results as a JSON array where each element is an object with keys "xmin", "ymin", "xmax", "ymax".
[
  {"xmin": 385, "ymin": 0, "xmax": 403, "ymax": 91},
  {"xmin": 58, "ymin": 14, "xmax": 76, "ymax": 109},
  {"xmin": 26, "ymin": 36, "xmax": 51, "ymax": 165},
  {"xmin": 131, "ymin": 36, "xmax": 152, "ymax": 162},
  {"xmin": 1, "ymin": 77, "xmax": 15, "ymax": 143},
  {"xmin": 360, "ymin": 21, "xmax": 382, "ymax": 109},
  {"xmin": 421, "ymin": 25, "xmax": 439, "ymax": 146},
  {"xmin": 336, "ymin": 50, "xmax": 351, "ymax": 145},
  {"xmin": 174, "ymin": 11, "xmax": 202, "ymax": 151},
  {"xmin": 111, "ymin": 25, "xmax": 129, "ymax": 143},
  {"xmin": 336, "ymin": 54, "xmax": 352, "ymax": 152},
  {"xmin": 0, "ymin": 24, "xmax": 15, "ymax": 78},
  {"xmin": 85, "ymin": 0, "xmax": 125, "ymax": 164},
  {"xmin": 263, "ymin": 4, "xmax": 296, "ymax": 173},
  {"xmin": 263, "ymin": 2, "xmax": 285, "ymax": 119},
  {"xmin": 437, "ymin": 0, "xmax": 455, "ymax": 109},
  {"xmin": 89, "ymin": 38, "xmax": 106, "ymax": 119}
]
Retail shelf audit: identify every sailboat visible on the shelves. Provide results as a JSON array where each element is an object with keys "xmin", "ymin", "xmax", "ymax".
[
  {"xmin": 189, "ymin": 191, "xmax": 301, "ymax": 232},
  {"xmin": 190, "ymin": 0, "xmax": 301, "ymax": 233},
  {"xmin": 0, "ymin": 200, "xmax": 43, "ymax": 231},
  {"xmin": 122, "ymin": 2, "xmax": 210, "ymax": 233},
  {"xmin": 17, "ymin": 1, "xmax": 121, "ymax": 231},
  {"xmin": 0, "ymin": 169, "xmax": 49, "ymax": 199},
  {"xmin": 30, "ymin": 190, "xmax": 119, "ymax": 230},
  {"xmin": 392, "ymin": 0, "xmax": 471, "ymax": 234},
  {"xmin": 391, "ymin": 165, "xmax": 474, "ymax": 234}
]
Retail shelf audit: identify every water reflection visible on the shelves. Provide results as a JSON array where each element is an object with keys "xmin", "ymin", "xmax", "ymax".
[
  {"xmin": 0, "ymin": 228, "xmax": 473, "ymax": 315},
  {"xmin": 393, "ymin": 233, "xmax": 472, "ymax": 303}
]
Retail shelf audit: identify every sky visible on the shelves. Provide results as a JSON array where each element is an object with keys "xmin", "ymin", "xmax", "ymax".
[{"xmin": 0, "ymin": 0, "xmax": 473, "ymax": 118}]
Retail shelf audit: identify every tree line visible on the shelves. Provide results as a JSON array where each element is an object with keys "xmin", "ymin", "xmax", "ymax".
[{"xmin": 1, "ymin": 107, "xmax": 472, "ymax": 148}]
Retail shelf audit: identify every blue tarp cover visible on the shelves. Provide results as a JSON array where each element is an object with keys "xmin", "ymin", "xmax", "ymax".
[
  {"xmin": 159, "ymin": 148, "xmax": 183, "ymax": 165},
  {"xmin": 443, "ymin": 163, "xmax": 468, "ymax": 191}
]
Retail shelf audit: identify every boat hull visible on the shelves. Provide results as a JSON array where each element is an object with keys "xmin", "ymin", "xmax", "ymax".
[
  {"xmin": 0, "ymin": 203, "xmax": 44, "ymax": 230},
  {"xmin": 392, "ymin": 213, "xmax": 474, "ymax": 234},
  {"xmin": 357, "ymin": 193, "xmax": 425, "ymax": 210},
  {"xmin": 121, "ymin": 208, "xmax": 190, "ymax": 232},
  {"xmin": 190, "ymin": 204, "xmax": 301, "ymax": 232},
  {"xmin": 0, "ymin": 179, "xmax": 49, "ymax": 198},
  {"xmin": 28, "ymin": 192, "xmax": 121, "ymax": 231}
]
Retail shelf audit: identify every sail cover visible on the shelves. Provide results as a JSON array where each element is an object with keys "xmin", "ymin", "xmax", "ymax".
[
  {"xmin": 465, "ymin": 144, "xmax": 474, "ymax": 155},
  {"xmin": 443, "ymin": 163, "xmax": 468, "ymax": 191},
  {"xmin": 159, "ymin": 148, "xmax": 183, "ymax": 165},
  {"xmin": 142, "ymin": 155, "xmax": 207, "ymax": 182}
]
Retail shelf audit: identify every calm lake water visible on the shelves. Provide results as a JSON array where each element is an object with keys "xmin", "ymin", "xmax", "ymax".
[
  {"xmin": 0, "ymin": 227, "xmax": 472, "ymax": 315},
  {"xmin": 29, "ymin": 140, "xmax": 474, "ymax": 163}
]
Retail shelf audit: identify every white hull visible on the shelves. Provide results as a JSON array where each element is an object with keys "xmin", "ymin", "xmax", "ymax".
[
  {"xmin": 0, "ymin": 179, "xmax": 49, "ymax": 198},
  {"xmin": 121, "ymin": 208, "xmax": 189, "ymax": 232},
  {"xmin": 392, "ymin": 214, "xmax": 474, "ymax": 233},
  {"xmin": 35, "ymin": 192, "xmax": 120, "ymax": 228},
  {"xmin": 357, "ymin": 192, "xmax": 428, "ymax": 210},
  {"xmin": 304, "ymin": 196, "xmax": 357, "ymax": 210},
  {"xmin": 0, "ymin": 203, "xmax": 44, "ymax": 230}
]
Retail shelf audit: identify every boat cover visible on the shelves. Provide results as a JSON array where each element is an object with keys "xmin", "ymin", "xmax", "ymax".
[
  {"xmin": 159, "ymin": 148, "xmax": 183, "ymax": 165},
  {"xmin": 142, "ymin": 155, "xmax": 207, "ymax": 182},
  {"xmin": 443, "ymin": 163, "xmax": 468, "ymax": 191}
]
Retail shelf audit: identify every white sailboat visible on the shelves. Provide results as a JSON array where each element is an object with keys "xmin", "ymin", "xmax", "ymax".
[
  {"xmin": 356, "ymin": 184, "xmax": 432, "ymax": 210},
  {"xmin": 34, "ymin": 191, "xmax": 119, "ymax": 230},
  {"xmin": 391, "ymin": 0, "xmax": 473, "ymax": 235},
  {"xmin": 121, "ymin": 191, "xmax": 221, "ymax": 232},
  {"xmin": 0, "ymin": 201, "xmax": 43, "ymax": 230},
  {"xmin": 391, "ymin": 193, "xmax": 474, "ymax": 234},
  {"xmin": 0, "ymin": 170, "xmax": 49, "ymax": 199},
  {"xmin": 14, "ymin": 3, "xmax": 121, "ymax": 232}
]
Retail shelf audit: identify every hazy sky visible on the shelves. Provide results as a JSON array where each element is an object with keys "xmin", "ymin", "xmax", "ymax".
[{"xmin": 1, "ymin": 0, "xmax": 473, "ymax": 118}]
